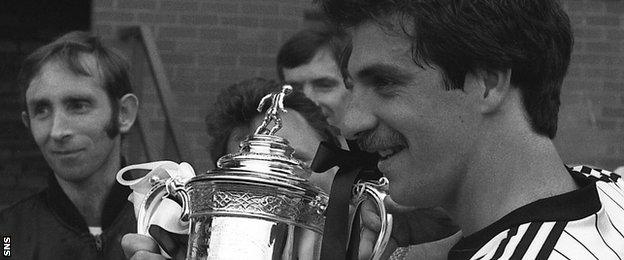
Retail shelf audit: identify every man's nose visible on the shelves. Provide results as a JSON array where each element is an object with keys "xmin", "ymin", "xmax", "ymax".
[
  {"xmin": 49, "ymin": 110, "xmax": 73, "ymax": 141},
  {"xmin": 338, "ymin": 89, "xmax": 376, "ymax": 140}
]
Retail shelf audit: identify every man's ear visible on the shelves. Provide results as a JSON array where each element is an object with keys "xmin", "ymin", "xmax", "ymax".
[
  {"xmin": 476, "ymin": 69, "xmax": 512, "ymax": 114},
  {"xmin": 117, "ymin": 93, "xmax": 139, "ymax": 134},
  {"xmin": 21, "ymin": 111, "xmax": 30, "ymax": 129}
]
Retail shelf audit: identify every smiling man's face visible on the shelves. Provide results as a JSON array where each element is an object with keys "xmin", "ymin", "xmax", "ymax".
[
  {"xmin": 282, "ymin": 47, "xmax": 348, "ymax": 127},
  {"xmin": 339, "ymin": 21, "xmax": 480, "ymax": 207},
  {"xmin": 24, "ymin": 58, "xmax": 119, "ymax": 184}
]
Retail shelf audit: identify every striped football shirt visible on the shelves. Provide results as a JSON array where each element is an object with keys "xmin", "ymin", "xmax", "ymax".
[{"xmin": 448, "ymin": 165, "xmax": 624, "ymax": 260}]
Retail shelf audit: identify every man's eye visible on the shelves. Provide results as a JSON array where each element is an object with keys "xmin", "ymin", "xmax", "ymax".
[
  {"xmin": 315, "ymin": 81, "xmax": 337, "ymax": 89},
  {"xmin": 370, "ymin": 76, "xmax": 401, "ymax": 98},
  {"xmin": 371, "ymin": 75, "xmax": 397, "ymax": 88},
  {"xmin": 68, "ymin": 101, "xmax": 90, "ymax": 113},
  {"xmin": 32, "ymin": 105, "xmax": 50, "ymax": 118}
]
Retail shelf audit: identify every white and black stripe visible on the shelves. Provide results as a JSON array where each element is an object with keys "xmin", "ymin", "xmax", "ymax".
[{"xmin": 449, "ymin": 166, "xmax": 624, "ymax": 260}]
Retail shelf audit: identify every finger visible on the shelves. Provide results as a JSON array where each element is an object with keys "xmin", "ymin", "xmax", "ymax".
[
  {"xmin": 358, "ymin": 218, "xmax": 401, "ymax": 259},
  {"xmin": 130, "ymin": 250, "xmax": 167, "ymax": 260},
  {"xmin": 121, "ymin": 233, "xmax": 160, "ymax": 258},
  {"xmin": 359, "ymin": 225, "xmax": 400, "ymax": 260},
  {"xmin": 358, "ymin": 225, "xmax": 376, "ymax": 260},
  {"xmin": 359, "ymin": 200, "xmax": 381, "ymax": 232},
  {"xmin": 356, "ymin": 201, "xmax": 404, "ymax": 259},
  {"xmin": 383, "ymin": 195, "xmax": 416, "ymax": 213}
]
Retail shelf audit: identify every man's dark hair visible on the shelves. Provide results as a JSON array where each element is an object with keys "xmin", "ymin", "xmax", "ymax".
[
  {"xmin": 205, "ymin": 78, "xmax": 340, "ymax": 164},
  {"xmin": 320, "ymin": 0, "xmax": 573, "ymax": 139},
  {"xmin": 276, "ymin": 25, "xmax": 348, "ymax": 81},
  {"xmin": 17, "ymin": 30, "xmax": 133, "ymax": 138}
]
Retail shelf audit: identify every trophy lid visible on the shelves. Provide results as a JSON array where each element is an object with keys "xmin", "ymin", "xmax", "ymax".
[{"xmin": 188, "ymin": 134, "xmax": 320, "ymax": 193}]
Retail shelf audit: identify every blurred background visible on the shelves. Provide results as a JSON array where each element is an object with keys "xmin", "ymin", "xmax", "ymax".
[{"xmin": 0, "ymin": 0, "xmax": 623, "ymax": 209}]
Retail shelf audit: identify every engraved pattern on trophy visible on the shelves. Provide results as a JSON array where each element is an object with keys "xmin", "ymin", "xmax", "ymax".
[{"xmin": 187, "ymin": 182, "xmax": 326, "ymax": 233}]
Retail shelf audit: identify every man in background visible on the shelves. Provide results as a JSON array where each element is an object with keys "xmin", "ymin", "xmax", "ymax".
[
  {"xmin": 0, "ymin": 31, "xmax": 139, "ymax": 259},
  {"xmin": 277, "ymin": 26, "xmax": 349, "ymax": 128}
]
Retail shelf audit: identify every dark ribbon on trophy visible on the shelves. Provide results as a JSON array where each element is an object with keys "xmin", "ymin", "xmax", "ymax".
[{"xmin": 312, "ymin": 140, "xmax": 381, "ymax": 260}]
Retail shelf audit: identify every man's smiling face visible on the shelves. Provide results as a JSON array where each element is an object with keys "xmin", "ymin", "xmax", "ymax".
[
  {"xmin": 24, "ymin": 58, "xmax": 119, "ymax": 184},
  {"xmin": 282, "ymin": 47, "xmax": 348, "ymax": 127},
  {"xmin": 339, "ymin": 21, "xmax": 480, "ymax": 207}
]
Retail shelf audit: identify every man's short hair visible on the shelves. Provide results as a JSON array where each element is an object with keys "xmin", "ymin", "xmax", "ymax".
[
  {"xmin": 276, "ymin": 26, "xmax": 348, "ymax": 81},
  {"xmin": 319, "ymin": 0, "xmax": 573, "ymax": 139},
  {"xmin": 205, "ymin": 78, "xmax": 340, "ymax": 164},
  {"xmin": 17, "ymin": 30, "xmax": 133, "ymax": 137}
]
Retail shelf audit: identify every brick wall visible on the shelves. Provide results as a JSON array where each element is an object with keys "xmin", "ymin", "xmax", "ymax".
[
  {"xmin": 556, "ymin": 0, "xmax": 624, "ymax": 169},
  {"xmin": 92, "ymin": 0, "xmax": 314, "ymax": 172}
]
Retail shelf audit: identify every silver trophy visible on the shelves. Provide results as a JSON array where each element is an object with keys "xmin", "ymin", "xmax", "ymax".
[{"xmin": 134, "ymin": 85, "xmax": 393, "ymax": 260}]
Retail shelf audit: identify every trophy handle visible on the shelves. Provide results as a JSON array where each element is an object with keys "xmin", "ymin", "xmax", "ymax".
[
  {"xmin": 137, "ymin": 177, "xmax": 191, "ymax": 235},
  {"xmin": 347, "ymin": 177, "xmax": 393, "ymax": 260},
  {"xmin": 165, "ymin": 177, "xmax": 191, "ymax": 222}
]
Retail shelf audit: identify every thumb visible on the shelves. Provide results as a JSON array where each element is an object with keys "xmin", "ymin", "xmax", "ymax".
[{"xmin": 383, "ymin": 195, "xmax": 416, "ymax": 214}]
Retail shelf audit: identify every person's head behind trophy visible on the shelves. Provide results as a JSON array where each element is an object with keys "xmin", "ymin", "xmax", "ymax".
[{"xmin": 277, "ymin": 26, "xmax": 349, "ymax": 126}]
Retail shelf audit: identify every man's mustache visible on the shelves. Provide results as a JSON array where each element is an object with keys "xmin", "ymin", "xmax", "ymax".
[{"xmin": 356, "ymin": 129, "xmax": 408, "ymax": 152}]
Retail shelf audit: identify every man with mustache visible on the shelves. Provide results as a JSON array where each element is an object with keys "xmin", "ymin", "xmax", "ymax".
[
  {"xmin": 319, "ymin": 0, "xmax": 624, "ymax": 259},
  {"xmin": 0, "ymin": 31, "xmax": 139, "ymax": 259}
]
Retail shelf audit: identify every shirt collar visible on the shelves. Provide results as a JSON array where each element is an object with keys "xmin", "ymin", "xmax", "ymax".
[
  {"xmin": 448, "ymin": 165, "xmax": 603, "ymax": 257},
  {"xmin": 44, "ymin": 159, "xmax": 131, "ymax": 231}
]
